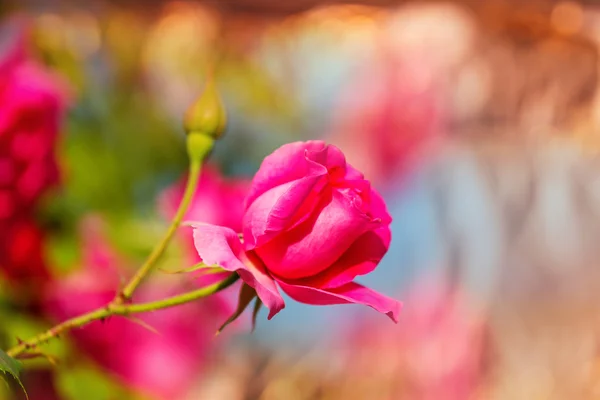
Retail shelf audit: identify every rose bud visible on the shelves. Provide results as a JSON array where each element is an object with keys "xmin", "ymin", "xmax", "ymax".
[
  {"xmin": 191, "ymin": 141, "xmax": 401, "ymax": 323},
  {"xmin": 183, "ymin": 78, "xmax": 226, "ymax": 140}
]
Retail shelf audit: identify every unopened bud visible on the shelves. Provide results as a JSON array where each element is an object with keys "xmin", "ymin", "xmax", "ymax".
[{"xmin": 183, "ymin": 78, "xmax": 226, "ymax": 140}]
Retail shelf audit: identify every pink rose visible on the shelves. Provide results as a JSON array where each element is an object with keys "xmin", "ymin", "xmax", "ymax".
[
  {"xmin": 0, "ymin": 22, "xmax": 67, "ymax": 286},
  {"xmin": 44, "ymin": 217, "xmax": 231, "ymax": 399},
  {"xmin": 192, "ymin": 141, "xmax": 401, "ymax": 321},
  {"xmin": 0, "ymin": 24, "xmax": 67, "ymax": 216}
]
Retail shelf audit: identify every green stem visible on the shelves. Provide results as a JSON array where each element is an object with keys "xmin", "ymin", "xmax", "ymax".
[
  {"xmin": 6, "ymin": 273, "xmax": 239, "ymax": 358},
  {"xmin": 115, "ymin": 273, "xmax": 239, "ymax": 314},
  {"xmin": 118, "ymin": 159, "xmax": 202, "ymax": 303}
]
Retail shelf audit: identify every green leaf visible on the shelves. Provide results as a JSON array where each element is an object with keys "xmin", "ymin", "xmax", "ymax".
[
  {"xmin": 0, "ymin": 349, "xmax": 21, "ymax": 378},
  {"xmin": 0, "ymin": 349, "xmax": 27, "ymax": 398}
]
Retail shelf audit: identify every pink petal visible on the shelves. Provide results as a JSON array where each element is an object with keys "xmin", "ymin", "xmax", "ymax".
[
  {"xmin": 245, "ymin": 141, "xmax": 330, "ymax": 208},
  {"xmin": 289, "ymin": 226, "xmax": 391, "ymax": 289},
  {"xmin": 245, "ymin": 142, "xmax": 322, "ymax": 208},
  {"xmin": 344, "ymin": 164, "xmax": 365, "ymax": 181},
  {"xmin": 244, "ymin": 141, "xmax": 351, "ymax": 249},
  {"xmin": 243, "ymin": 175, "xmax": 324, "ymax": 249},
  {"xmin": 305, "ymin": 142, "xmax": 347, "ymax": 178},
  {"xmin": 255, "ymin": 188, "xmax": 373, "ymax": 280},
  {"xmin": 191, "ymin": 223, "xmax": 285, "ymax": 319},
  {"xmin": 369, "ymin": 188, "xmax": 393, "ymax": 224},
  {"xmin": 278, "ymin": 280, "xmax": 401, "ymax": 322}
]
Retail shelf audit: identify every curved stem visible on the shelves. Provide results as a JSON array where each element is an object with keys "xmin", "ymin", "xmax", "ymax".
[
  {"xmin": 7, "ymin": 308, "xmax": 110, "ymax": 358},
  {"xmin": 6, "ymin": 273, "xmax": 239, "ymax": 358},
  {"xmin": 114, "ymin": 273, "xmax": 239, "ymax": 315},
  {"xmin": 117, "ymin": 159, "xmax": 202, "ymax": 303}
]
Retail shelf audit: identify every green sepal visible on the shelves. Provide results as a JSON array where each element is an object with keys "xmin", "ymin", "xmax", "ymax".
[
  {"xmin": 217, "ymin": 283, "xmax": 256, "ymax": 334},
  {"xmin": 251, "ymin": 297, "xmax": 262, "ymax": 333}
]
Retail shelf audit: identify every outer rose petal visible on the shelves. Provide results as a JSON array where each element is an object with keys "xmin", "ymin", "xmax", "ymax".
[
  {"xmin": 255, "ymin": 189, "xmax": 373, "ymax": 279},
  {"xmin": 289, "ymin": 226, "xmax": 391, "ymax": 289},
  {"xmin": 344, "ymin": 164, "xmax": 365, "ymax": 181},
  {"xmin": 245, "ymin": 141, "xmax": 329, "ymax": 208},
  {"xmin": 369, "ymin": 188, "xmax": 393, "ymax": 224},
  {"xmin": 191, "ymin": 224, "xmax": 285, "ymax": 319},
  {"xmin": 277, "ymin": 280, "xmax": 401, "ymax": 322}
]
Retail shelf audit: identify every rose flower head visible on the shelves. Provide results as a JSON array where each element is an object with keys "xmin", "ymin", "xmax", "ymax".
[
  {"xmin": 0, "ymin": 22, "xmax": 68, "ymax": 286},
  {"xmin": 192, "ymin": 141, "xmax": 401, "ymax": 324}
]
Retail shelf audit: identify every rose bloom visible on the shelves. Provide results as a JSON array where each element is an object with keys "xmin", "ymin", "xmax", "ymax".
[
  {"xmin": 0, "ymin": 24, "xmax": 67, "ymax": 285},
  {"xmin": 0, "ymin": 27, "xmax": 65, "ymax": 216},
  {"xmin": 45, "ymin": 217, "xmax": 231, "ymax": 399},
  {"xmin": 192, "ymin": 141, "xmax": 400, "ymax": 321}
]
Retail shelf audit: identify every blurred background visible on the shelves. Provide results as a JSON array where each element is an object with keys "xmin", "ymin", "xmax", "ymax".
[{"xmin": 2, "ymin": 0, "xmax": 600, "ymax": 398}]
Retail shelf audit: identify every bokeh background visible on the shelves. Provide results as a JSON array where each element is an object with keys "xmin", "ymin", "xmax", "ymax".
[{"xmin": 2, "ymin": 0, "xmax": 600, "ymax": 398}]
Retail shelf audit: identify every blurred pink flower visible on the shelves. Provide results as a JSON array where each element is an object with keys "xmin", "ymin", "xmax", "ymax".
[
  {"xmin": 160, "ymin": 164, "xmax": 250, "ymax": 265},
  {"xmin": 327, "ymin": 46, "xmax": 445, "ymax": 188},
  {"xmin": 0, "ymin": 218, "xmax": 49, "ymax": 285},
  {"xmin": 0, "ymin": 22, "xmax": 67, "ymax": 286},
  {"xmin": 192, "ymin": 141, "xmax": 400, "ymax": 322},
  {"xmin": 44, "ymin": 217, "xmax": 231, "ymax": 399},
  {"xmin": 0, "ymin": 24, "xmax": 67, "ymax": 217},
  {"xmin": 344, "ymin": 275, "xmax": 484, "ymax": 400}
]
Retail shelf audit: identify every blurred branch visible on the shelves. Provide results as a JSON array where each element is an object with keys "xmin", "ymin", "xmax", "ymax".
[
  {"xmin": 5, "ymin": 273, "xmax": 239, "ymax": 358},
  {"xmin": 115, "ymin": 158, "xmax": 202, "ymax": 303}
]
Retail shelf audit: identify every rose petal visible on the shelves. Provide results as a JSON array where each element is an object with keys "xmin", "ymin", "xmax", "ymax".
[
  {"xmin": 245, "ymin": 141, "xmax": 330, "ymax": 209},
  {"xmin": 191, "ymin": 223, "xmax": 285, "ymax": 319},
  {"xmin": 344, "ymin": 164, "xmax": 365, "ymax": 181},
  {"xmin": 278, "ymin": 280, "xmax": 401, "ymax": 322},
  {"xmin": 244, "ymin": 142, "xmax": 352, "ymax": 249},
  {"xmin": 289, "ymin": 226, "xmax": 391, "ymax": 289},
  {"xmin": 243, "ymin": 175, "xmax": 324, "ymax": 249},
  {"xmin": 369, "ymin": 188, "xmax": 393, "ymax": 224},
  {"xmin": 255, "ymin": 188, "xmax": 373, "ymax": 279},
  {"xmin": 304, "ymin": 142, "xmax": 347, "ymax": 179}
]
